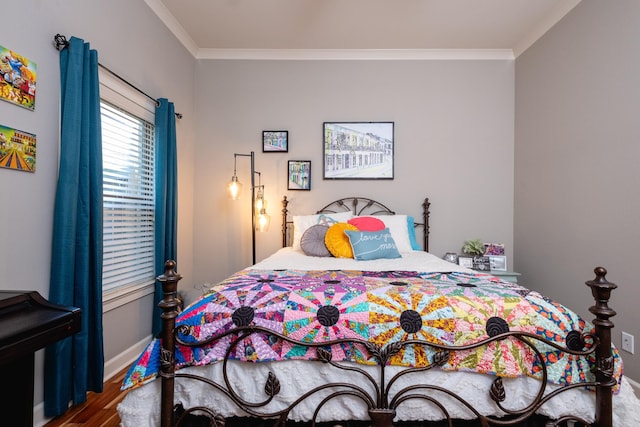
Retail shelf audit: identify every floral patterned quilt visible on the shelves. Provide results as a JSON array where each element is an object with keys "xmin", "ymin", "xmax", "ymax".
[{"xmin": 122, "ymin": 269, "xmax": 622, "ymax": 392}]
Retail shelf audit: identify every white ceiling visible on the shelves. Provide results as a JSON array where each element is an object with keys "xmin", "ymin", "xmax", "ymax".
[{"xmin": 145, "ymin": 0, "xmax": 581, "ymax": 59}]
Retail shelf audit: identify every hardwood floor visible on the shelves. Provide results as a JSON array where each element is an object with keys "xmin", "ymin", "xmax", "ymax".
[{"xmin": 44, "ymin": 367, "xmax": 130, "ymax": 427}]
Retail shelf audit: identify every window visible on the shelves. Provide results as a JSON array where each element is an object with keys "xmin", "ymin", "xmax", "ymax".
[{"xmin": 99, "ymin": 69, "xmax": 156, "ymax": 311}]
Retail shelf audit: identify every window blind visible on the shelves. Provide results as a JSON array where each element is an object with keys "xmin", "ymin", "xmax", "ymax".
[{"xmin": 101, "ymin": 100, "xmax": 155, "ymax": 294}]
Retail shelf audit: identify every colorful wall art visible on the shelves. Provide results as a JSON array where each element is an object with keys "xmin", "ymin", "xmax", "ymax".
[
  {"xmin": 0, "ymin": 45, "xmax": 37, "ymax": 110},
  {"xmin": 0, "ymin": 124, "xmax": 36, "ymax": 172}
]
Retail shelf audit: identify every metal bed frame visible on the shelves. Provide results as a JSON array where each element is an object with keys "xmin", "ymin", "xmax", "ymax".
[{"xmin": 155, "ymin": 196, "xmax": 618, "ymax": 427}]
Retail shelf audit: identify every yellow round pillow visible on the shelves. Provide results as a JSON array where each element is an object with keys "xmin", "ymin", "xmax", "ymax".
[{"xmin": 324, "ymin": 222, "xmax": 358, "ymax": 258}]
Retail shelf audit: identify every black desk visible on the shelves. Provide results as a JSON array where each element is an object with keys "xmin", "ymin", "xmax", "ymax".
[{"xmin": 0, "ymin": 291, "xmax": 81, "ymax": 426}]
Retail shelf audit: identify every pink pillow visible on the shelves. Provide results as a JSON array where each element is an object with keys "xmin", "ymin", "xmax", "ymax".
[{"xmin": 348, "ymin": 216, "xmax": 385, "ymax": 232}]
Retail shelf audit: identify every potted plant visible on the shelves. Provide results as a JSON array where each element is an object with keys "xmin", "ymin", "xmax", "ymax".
[{"xmin": 462, "ymin": 239, "xmax": 484, "ymax": 256}]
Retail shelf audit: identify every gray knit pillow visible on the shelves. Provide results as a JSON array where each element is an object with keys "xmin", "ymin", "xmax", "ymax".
[{"xmin": 300, "ymin": 224, "xmax": 331, "ymax": 257}]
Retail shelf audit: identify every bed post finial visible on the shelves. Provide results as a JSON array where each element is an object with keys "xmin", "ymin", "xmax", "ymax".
[
  {"xmin": 586, "ymin": 266, "xmax": 617, "ymax": 427},
  {"xmin": 422, "ymin": 197, "xmax": 430, "ymax": 252},
  {"xmin": 157, "ymin": 259, "xmax": 183, "ymax": 427},
  {"xmin": 282, "ymin": 196, "xmax": 289, "ymax": 248}
]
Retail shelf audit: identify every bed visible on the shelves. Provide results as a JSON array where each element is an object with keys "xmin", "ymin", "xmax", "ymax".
[{"xmin": 117, "ymin": 196, "xmax": 640, "ymax": 427}]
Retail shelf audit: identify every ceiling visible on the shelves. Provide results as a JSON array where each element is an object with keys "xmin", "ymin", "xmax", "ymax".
[{"xmin": 145, "ymin": 0, "xmax": 581, "ymax": 60}]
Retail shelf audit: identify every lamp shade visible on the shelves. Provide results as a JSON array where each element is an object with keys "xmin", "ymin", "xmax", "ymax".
[{"xmin": 227, "ymin": 175, "xmax": 242, "ymax": 200}]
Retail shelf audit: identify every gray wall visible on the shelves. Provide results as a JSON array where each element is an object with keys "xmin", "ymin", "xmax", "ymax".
[
  {"xmin": 192, "ymin": 59, "xmax": 515, "ymax": 286},
  {"xmin": 0, "ymin": 0, "xmax": 196, "ymax": 421},
  {"xmin": 515, "ymin": 0, "xmax": 640, "ymax": 380}
]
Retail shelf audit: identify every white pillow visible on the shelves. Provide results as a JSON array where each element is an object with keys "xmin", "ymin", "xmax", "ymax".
[
  {"xmin": 377, "ymin": 215, "xmax": 413, "ymax": 253},
  {"xmin": 292, "ymin": 211, "xmax": 353, "ymax": 250}
]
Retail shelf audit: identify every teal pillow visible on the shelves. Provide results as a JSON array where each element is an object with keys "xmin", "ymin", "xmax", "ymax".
[
  {"xmin": 344, "ymin": 228, "xmax": 401, "ymax": 261},
  {"xmin": 407, "ymin": 216, "xmax": 421, "ymax": 250}
]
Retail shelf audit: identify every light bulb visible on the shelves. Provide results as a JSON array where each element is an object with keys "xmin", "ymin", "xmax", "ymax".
[
  {"xmin": 257, "ymin": 208, "xmax": 270, "ymax": 232},
  {"xmin": 227, "ymin": 175, "xmax": 242, "ymax": 200},
  {"xmin": 255, "ymin": 187, "xmax": 265, "ymax": 211}
]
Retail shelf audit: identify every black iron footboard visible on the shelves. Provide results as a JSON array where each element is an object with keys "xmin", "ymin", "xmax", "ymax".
[{"xmin": 156, "ymin": 261, "xmax": 617, "ymax": 427}]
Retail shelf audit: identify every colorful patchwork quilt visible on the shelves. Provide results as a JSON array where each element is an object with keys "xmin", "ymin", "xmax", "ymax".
[{"xmin": 122, "ymin": 269, "xmax": 623, "ymax": 392}]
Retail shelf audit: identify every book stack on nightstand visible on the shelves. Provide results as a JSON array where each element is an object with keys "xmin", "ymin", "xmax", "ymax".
[{"xmin": 490, "ymin": 270, "xmax": 521, "ymax": 283}]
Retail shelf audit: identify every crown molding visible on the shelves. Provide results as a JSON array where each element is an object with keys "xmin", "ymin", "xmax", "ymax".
[
  {"xmin": 144, "ymin": 0, "xmax": 199, "ymax": 57},
  {"xmin": 195, "ymin": 48, "xmax": 514, "ymax": 61},
  {"xmin": 513, "ymin": 0, "xmax": 581, "ymax": 57},
  {"xmin": 145, "ymin": 0, "xmax": 524, "ymax": 61}
]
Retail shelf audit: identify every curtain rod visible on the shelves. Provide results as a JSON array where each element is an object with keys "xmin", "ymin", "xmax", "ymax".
[{"xmin": 53, "ymin": 34, "xmax": 182, "ymax": 119}]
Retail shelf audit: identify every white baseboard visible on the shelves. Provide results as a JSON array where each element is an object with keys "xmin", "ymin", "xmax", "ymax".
[
  {"xmin": 103, "ymin": 334, "xmax": 154, "ymax": 381},
  {"xmin": 33, "ymin": 334, "xmax": 153, "ymax": 427}
]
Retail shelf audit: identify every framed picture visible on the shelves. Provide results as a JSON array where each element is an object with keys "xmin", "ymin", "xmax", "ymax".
[
  {"xmin": 484, "ymin": 242, "xmax": 505, "ymax": 255},
  {"xmin": 288, "ymin": 160, "xmax": 311, "ymax": 190},
  {"xmin": 263, "ymin": 130, "xmax": 288, "ymax": 152},
  {"xmin": 0, "ymin": 123, "xmax": 36, "ymax": 172},
  {"xmin": 488, "ymin": 255, "xmax": 507, "ymax": 271},
  {"xmin": 472, "ymin": 256, "xmax": 491, "ymax": 272},
  {"xmin": 457, "ymin": 255, "xmax": 473, "ymax": 269},
  {"xmin": 323, "ymin": 121, "xmax": 394, "ymax": 179},
  {"xmin": 0, "ymin": 45, "xmax": 37, "ymax": 110}
]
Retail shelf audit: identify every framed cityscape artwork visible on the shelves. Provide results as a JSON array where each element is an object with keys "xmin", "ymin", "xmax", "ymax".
[{"xmin": 323, "ymin": 122, "xmax": 393, "ymax": 179}]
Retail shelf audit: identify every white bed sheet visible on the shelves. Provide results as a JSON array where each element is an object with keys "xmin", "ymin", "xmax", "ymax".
[
  {"xmin": 118, "ymin": 249, "xmax": 640, "ymax": 426},
  {"xmin": 250, "ymin": 247, "xmax": 474, "ymax": 273}
]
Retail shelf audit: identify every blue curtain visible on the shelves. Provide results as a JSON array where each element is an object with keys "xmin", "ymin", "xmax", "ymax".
[
  {"xmin": 44, "ymin": 36, "xmax": 104, "ymax": 416},
  {"xmin": 153, "ymin": 99, "xmax": 178, "ymax": 335}
]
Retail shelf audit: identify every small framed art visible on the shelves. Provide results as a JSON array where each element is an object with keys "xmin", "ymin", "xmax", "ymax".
[
  {"xmin": 323, "ymin": 121, "xmax": 394, "ymax": 180},
  {"xmin": 0, "ymin": 45, "xmax": 37, "ymax": 110},
  {"xmin": 288, "ymin": 160, "xmax": 311, "ymax": 190},
  {"xmin": 488, "ymin": 255, "xmax": 507, "ymax": 271},
  {"xmin": 472, "ymin": 256, "xmax": 491, "ymax": 272},
  {"xmin": 457, "ymin": 256, "xmax": 473, "ymax": 269},
  {"xmin": 263, "ymin": 130, "xmax": 288, "ymax": 152},
  {"xmin": 0, "ymin": 123, "xmax": 36, "ymax": 172},
  {"xmin": 483, "ymin": 242, "xmax": 505, "ymax": 256}
]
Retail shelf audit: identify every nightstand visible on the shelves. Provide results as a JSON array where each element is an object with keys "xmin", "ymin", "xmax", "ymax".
[{"xmin": 490, "ymin": 270, "xmax": 521, "ymax": 283}]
